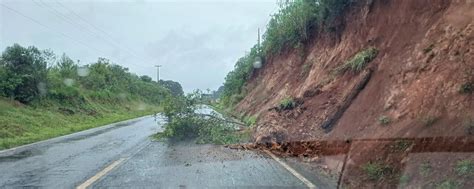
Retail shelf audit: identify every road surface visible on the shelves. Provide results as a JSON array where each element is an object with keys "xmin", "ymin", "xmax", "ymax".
[{"xmin": 0, "ymin": 115, "xmax": 336, "ymax": 188}]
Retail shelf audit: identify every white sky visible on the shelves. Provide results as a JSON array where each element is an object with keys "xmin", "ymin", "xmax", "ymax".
[{"xmin": 0, "ymin": 0, "xmax": 278, "ymax": 92}]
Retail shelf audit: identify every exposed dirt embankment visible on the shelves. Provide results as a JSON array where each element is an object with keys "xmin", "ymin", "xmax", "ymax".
[
  {"xmin": 238, "ymin": 0, "xmax": 473, "ymax": 142},
  {"xmin": 235, "ymin": 0, "xmax": 473, "ymax": 188}
]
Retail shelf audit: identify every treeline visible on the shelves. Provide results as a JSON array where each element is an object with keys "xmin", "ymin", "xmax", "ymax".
[
  {"xmin": 220, "ymin": 0, "xmax": 350, "ymax": 106},
  {"xmin": 0, "ymin": 43, "xmax": 182, "ymax": 108}
]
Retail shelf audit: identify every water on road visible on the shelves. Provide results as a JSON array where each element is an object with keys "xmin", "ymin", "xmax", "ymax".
[{"xmin": 0, "ymin": 113, "xmax": 335, "ymax": 188}]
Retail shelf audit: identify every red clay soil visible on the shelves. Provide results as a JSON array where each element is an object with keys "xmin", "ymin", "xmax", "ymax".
[{"xmin": 234, "ymin": 0, "xmax": 473, "ymax": 188}]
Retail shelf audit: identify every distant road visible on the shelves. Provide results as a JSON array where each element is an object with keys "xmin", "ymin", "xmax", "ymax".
[{"xmin": 0, "ymin": 115, "xmax": 334, "ymax": 188}]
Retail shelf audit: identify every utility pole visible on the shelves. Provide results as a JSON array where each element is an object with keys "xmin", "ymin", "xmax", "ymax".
[
  {"xmin": 155, "ymin": 65, "xmax": 162, "ymax": 82},
  {"xmin": 257, "ymin": 28, "xmax": 261, "ymax": 53},
  {"xmin": 253, "ymin": 28, "xmax": 263, "ymax": 69}
]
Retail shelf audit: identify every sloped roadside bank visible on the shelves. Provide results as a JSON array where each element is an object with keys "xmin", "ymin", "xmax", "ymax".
[
  {"xmin": 221, "ymin": 0, "xmax": 473, "ymax": 188},
  {"xmin": 0, "ymin": 98, "xmax": 160, "ymax": 150}
]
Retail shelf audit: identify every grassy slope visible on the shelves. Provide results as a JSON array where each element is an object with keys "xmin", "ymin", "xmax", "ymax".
[{"xmin": 0, "ymin": 98, "xmax": 161, "ymax": 150}]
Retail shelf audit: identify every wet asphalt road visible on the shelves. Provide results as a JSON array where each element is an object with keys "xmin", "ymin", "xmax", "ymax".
[{"xmin": 0, "ymin": 115, "xmax": 334, "ymax": 189}]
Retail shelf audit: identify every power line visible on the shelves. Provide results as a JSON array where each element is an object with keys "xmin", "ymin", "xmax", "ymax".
[
  {"xmin": 0, "ymin": 3, "xmax": 108, "ymax": 56},
  {"xmin": 53, "ymin": 0, "xmax": 146, "ymax": 60},
  {"xmin": 33, "ymin": 0, "xmax": 157, "ymax": 67},
  {"xmin": 33, "ymin": 0, "xmax": 136, "ymax": 60}
]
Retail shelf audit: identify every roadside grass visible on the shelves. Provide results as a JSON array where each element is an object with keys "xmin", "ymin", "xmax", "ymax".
[{"xmin": 0, "ymin": 99, "xmax": 160, "ymax": 150}]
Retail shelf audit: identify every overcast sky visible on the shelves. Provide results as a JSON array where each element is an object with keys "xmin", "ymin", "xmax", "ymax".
[{"xmin": 0, "ymin": 0, "xmax": 278, "ymax": 92}]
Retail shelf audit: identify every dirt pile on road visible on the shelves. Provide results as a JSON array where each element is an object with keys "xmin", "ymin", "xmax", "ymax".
[{"xmin": 234, "ymin": 0, "xmax": 473, "ymax": 188}]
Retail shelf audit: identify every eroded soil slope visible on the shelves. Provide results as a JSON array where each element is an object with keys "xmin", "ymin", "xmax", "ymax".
[
  {"xmin": 238, "ymin": 0, "xmax": 473, "ymax": 143},
  {"xmin": 235, "ymin": 0, "xmax": 473, "ymax": 188}
]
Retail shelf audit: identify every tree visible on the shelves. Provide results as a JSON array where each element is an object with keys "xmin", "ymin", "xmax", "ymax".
[
  {"xmin": 140, "ymin": 75, "xmax": 153, "ymax": 82},
  {"xmin": 159, "ymin": 80, "xmax": 184, "ymax": 96},
  {"xmin": 56, "ymin": 53, "xmax": 77, "ymax": 78},
  {"xmin": 0, "ymin": 44, "xmax": 48, "ymax": 103}
]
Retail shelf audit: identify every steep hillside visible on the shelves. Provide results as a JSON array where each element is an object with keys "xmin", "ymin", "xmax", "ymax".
[
  {"xmin": 238, "ymin": 0, "xmax": 472, "ymax": 142},
  {"xmin": 233, "ymin": 0, "xmax": 473, "ymax": 188}
]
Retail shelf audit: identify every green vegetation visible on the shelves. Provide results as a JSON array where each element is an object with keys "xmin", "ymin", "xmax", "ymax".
[
  {"xmin": 0, "ymin": 99, "xmax": 159, "ymax": 149},
  {"xmin": 459, "ymin": 82, "xmax": 473, "ymax": 94},
  {"xmin": 338, "ymin": 47, "xmax": 379, "ymax": 73},
  {"xmin": 156, "ymin": 91, "xmax": 248, "ymax": 145},
  {"xmin": 455, "ymin": 160, "xmax": 473, "ymax": 176},
  {"xmin": 243, "ymin": 115, "xmax": 258, "ymax": 126},
  {"xmin": 263, "ymin": 0, "xmax": 350, "ymax": 54},
  {"xmin": 159, "ymin": 80, "xmax": 184, "ymax": 96},
  {"xmin": 419, "ymin": 162, "xmax": 433, "ymax": 177},
  {"xmin": 221, "ymin": 46, "xmax": 260, "ymax": 106},
  {"xmin": 436, "ymin": 180, "xmax": 460, "ymax": 189},
  {"xmin": 391, "ymin": 140, "xmax": 412, "ymax": 152},
  {"xmin": 378, "ymin": 115, "xmax": 391, "ymax": 126},
  {"xmin": 361, "ymin": 162, "xmax": 393, "ymax": 181},
  {"xmin": 279, "ymin": 97, "xmax": 296, "ymax": 110},
  {"xmin": 0, "ymin": 43, "xmax": 179, "ymax": 149},
  {"xmin": 398, "ymin": 174, "xmax": 410, "ymax": 187},
  {"xmin": 221, "ymin": 0, "xmax": 351, "ymax": 106},
  {"xmin": 423, "ymin": 44, "xmax": 435, "ymax": 54}
]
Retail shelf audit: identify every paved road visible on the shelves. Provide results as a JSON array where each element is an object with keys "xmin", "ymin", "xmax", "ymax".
[{"xmin": 0, "ymin": 115, "xmax": 335, "ymax": 189}]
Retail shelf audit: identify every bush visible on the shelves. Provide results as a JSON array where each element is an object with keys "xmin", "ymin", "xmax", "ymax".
[
  {"xmin": 455, "ymin": 160, "xmax": 473, "ymax": 176},
  {"xmin": 0, "ymin": 65, "xmax": 22, "ymax": 97},
  {"xmin": 459, "ymin": 82, "xmax": 473, "ymax": 94},
  {"xmin": 162, "ymin": 115, "xmax": 200, "ymax": 140},
  {"xmin": 159, "ymin": 80, "xmax": 184, "ymax": 96},
  {"xmin": 0, "ymin": 44, "xmax": 48, "ymax": 103},
  {"xmin": 243, "ymin": 115, "xmax": 258, "ymax": 126},
  {"xmin": 197, "ymin": 115, "xmax": 241, "ymax": 144},
  {"xmin": 339, "ymin": 47, "xmax": 378, "ymax": 73},
  {"xmin": 362, "ymin": 162, "xmax": 393, "ymax": 181},
  {"xmin": 262, "ymin": 0, "xmax": 350, "ymax": 54},
  {"xmin": 379, "ymin": 115, "xmax": 391, "ymax": 126},
  {"xmin": 262, "ymin": 0, "xmax": 319, "ymax": 54},
  {"xmin": 279, "ymin": 97, "xmax": 296, "ymax": 110},
  {"xmin": 159, "ymin": 91, "xmax": 244, "ymax": 145},
  {"xmin": 0, "ymin": 43, "xmax": 172, "ymax": 106}
]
